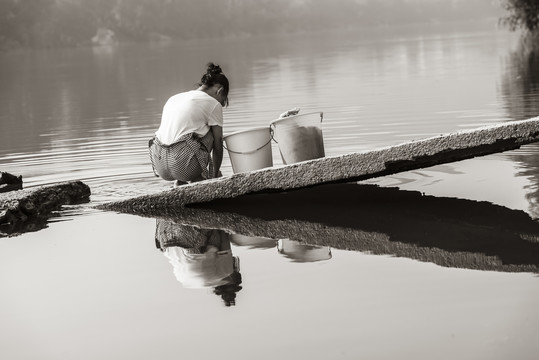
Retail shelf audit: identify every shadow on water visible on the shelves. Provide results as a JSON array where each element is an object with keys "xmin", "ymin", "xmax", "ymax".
[
  {"xmin": 0, "ymin": 216, "xmax": 49, "ymax": 237},
  {"xmin": 147, "ymin": 183, "xmax": 539, "ymax": 275},
  {"xmin": 0, "ymin": 199, "xmax": 91, "ymax": 238}
]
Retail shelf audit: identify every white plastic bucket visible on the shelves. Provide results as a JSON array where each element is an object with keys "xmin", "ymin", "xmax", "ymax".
[
  {"xmin": 270, "ymin": 112, "xmax": 325, "ymax": 165},
  {"xmin": 223, "ymin": 126, "xmax": 273, "ymax": 174}
]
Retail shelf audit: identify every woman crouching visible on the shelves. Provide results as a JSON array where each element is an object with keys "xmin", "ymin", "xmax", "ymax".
[{"xmin": 150, "ymin": 62, "xmax": 229, "ymax": 185}]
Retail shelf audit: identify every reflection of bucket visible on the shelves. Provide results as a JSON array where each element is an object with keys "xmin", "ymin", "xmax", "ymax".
[
  {"xmin": 223, "ymin": 127, "xmax": 273, "ymax": 173},
  {"xmin": 230, "ymin": 233, "xmax": 277, "ymax": 249},
  {"xmin": 270, "ymin": 112, "xmax": 325, "ymax": 165},
  {"xmin": 277, "ymin": 239, "xmax": 332, "ymax": 262}
]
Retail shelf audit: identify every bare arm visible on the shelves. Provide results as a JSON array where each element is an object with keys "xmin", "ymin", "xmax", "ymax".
[{"xmin": 210, "ymin": 125, "xmax": 223, "ymax": 178}]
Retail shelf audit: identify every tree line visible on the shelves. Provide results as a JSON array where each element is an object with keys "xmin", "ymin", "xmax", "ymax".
[
  {"xmin": 0, "ymin": 0, "xmax": 514, "ymax": 49},
  {"xmin": 500, "ymin": 0, "xmax": 539, "ymax": 33}
]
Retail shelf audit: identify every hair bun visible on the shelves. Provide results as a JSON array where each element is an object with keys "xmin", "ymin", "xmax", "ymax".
[
  {"xmin": 206, "ymin": 62, "xmax": 223, "ymax": 76},
  {"xmin": 199, "ymin": 63, "xmax": 229, "ymax": 106}
]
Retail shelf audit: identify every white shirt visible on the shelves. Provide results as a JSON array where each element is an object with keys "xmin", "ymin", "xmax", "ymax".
[
  {"xmin": 164, "ymin": 247, "xmax": 235, "ymax": 289},
  {"xmin": 155, "ymin": 90, "xmax": 223, "ymax": 145}
]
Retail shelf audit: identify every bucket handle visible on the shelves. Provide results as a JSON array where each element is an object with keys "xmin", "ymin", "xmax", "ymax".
[
  {"xmin": 269, "ymin": 123, "xmax": 279, "ymax": 144},
  {"xmin": 270, "ymin": 112, "xmax": 323, "ymax": 144},
  {"xmin": 223, "ymin": 127, "xmax": 275, "ymax": 155}
]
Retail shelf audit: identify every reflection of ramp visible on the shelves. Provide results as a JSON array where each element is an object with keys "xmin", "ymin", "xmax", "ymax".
[
  {"xmin": 147, "ymin": 184, "xmax": 539, "ymax": 273},
  {"xmin": 100, "ymin": 117, "xmax": 539, "ymax": 212}
]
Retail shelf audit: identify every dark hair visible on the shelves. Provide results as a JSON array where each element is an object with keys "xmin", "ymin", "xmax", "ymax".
[
  {"xmin": 214, "ymin": 271, "xmax": 242, "ymax": 307},
  {"xmin": 199, "ymin": 62, "xmax": 229, "ymax": 107}
]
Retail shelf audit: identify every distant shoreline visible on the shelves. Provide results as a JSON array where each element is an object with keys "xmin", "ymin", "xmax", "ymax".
[{"xmin": 1, "ymin": 17, "xmax": 506, "ymax": 52}]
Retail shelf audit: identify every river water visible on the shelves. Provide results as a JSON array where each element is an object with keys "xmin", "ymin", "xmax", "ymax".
[{"xmin": 1, "ymin": 23, "xmax": 539, "ymax": 359}]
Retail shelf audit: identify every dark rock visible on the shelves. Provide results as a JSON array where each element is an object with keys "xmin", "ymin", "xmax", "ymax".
[
  {"xmin": 0, "ymin": 172, "xmax": 23, "ymax": 193},
  {"xmin": 0, "ymin": 180, "xmax": 91, "ymax": 237}
]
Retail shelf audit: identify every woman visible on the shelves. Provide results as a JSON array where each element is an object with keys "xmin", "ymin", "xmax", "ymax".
[{"xmin": 150, "ymin": 63, "xmax": 229, "ymax": 185}]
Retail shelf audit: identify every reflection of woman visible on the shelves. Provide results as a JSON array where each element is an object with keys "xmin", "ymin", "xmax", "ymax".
[
  {"xmin": 155, "ymin": 219, "xmax": 242, "ymax": 306},
  {"xmin": 149, "ymin": 63, "xmax": 229, "ymax": 185}
]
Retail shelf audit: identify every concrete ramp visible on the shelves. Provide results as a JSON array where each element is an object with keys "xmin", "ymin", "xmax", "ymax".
[{"xmin": 99, "ymin": 117, "xmax": 539, "ymax": 213}]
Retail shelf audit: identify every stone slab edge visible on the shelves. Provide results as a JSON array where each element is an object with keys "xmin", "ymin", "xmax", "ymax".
[{"xmin": 99, "ymin": 117, "xmax": 539, "ymax": 213}]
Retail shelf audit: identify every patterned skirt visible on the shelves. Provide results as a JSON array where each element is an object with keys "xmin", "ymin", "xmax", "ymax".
[
  {"xmin": 155, "ymin": 219, "xmax": 228, "ymax": 253},
  {"xmin": 149, "ymin": 131, "xmax": 214, "ymax": 182}
]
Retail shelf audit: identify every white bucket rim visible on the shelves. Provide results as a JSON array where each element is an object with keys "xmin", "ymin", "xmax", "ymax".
[
  {"xmin": 223, "ymin": 126, "xmax": 271, "ymax": 140},
  {"xmin": 269, "ymin": 111, "xmax": 323, "ymax": 126}
]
